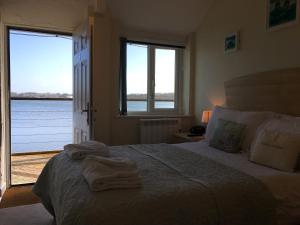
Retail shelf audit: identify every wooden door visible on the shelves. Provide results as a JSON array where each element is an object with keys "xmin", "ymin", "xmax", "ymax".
[{"xmin": 73, "ymin": 21, "xmax": 92, "ymax": 144}]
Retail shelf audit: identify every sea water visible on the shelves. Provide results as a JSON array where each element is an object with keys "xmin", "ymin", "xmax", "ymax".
[
  {"xmin": 11, "ymin": 100, "xmax": 73, "ymax": 153},
  {"xmin": 11, "ymin": 100, "xmax": 174, "ymax": 153}
]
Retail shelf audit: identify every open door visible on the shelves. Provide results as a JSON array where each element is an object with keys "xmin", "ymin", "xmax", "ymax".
[{"xmin": 73, "ymin": 21, "xmax": 92, "ymax": 144}]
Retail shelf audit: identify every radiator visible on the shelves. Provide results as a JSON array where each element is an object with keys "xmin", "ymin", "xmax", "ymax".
[{"xmin": 140, "ymin": 118, "xmax": 180, "ymax": 144}]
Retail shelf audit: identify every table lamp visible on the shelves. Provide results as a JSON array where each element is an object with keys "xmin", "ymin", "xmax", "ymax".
[{"xmin": 201, "ymin": 110, "xmax": 213, "ymax": 125}]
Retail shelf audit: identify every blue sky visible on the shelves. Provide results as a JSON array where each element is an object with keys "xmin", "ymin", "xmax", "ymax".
[
  {"xmin": 127, "ymin": 43, "xmax": 175, "ymax": 94},
  {"xmin": 9, "ymin": 30, "xmax": 175, "ymax": 95},
  {"xmin": 10, "ymin": 30, "xmax": 73, "ymax": 94}
]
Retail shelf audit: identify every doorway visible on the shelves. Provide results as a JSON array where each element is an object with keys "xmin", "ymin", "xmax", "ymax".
[{"xmin": 8, "ymin": 28, "xmax": 73, "ymax": 185}]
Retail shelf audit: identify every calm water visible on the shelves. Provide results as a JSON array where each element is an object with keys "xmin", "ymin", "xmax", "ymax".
[
  {"xmin": 127, "ymin": 101, "xmax": 174, "ymax": 111},
  {"xmin": 11, "ymin": 100, "xmax": 174, "ymax": 153},
  {"xmin": 11, "ymin": 100, "xmax": 73, "ymax": 153}
]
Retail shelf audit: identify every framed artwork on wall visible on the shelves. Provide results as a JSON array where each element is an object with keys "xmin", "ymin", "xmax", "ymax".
[
  {"xmin": 267, "ymin": 0, "xmax": 299, "ymax": 31},
  {"xmin": 224, "ymin": 32, "xmax": 239, "ymax": 53}
]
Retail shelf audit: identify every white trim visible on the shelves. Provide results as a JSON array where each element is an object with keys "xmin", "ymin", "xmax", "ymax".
[
  {"xmin": 0, "ymin": 22, "xmax": 11, "ymax": 189},
  {"xmin": 126, "ymin": 42, "xmax": 183, "ymax": 114},
  {"xmin": 116, "ymin": 114, "xmax": 193, "ymax": 119},
  {"xmin": 0, "ymin": 23, "xmax": 73, "ymax": 187},
  {"xmin": 152, "ymin": 46, "xmax": 179, "ymax": 113},
  {"xmin": 127, "ymin": 110, "xmax": 182, "ymax": 116},
  {"xmin": 1, "ymin": 182, "xmax": 7, "ymax": 198}
]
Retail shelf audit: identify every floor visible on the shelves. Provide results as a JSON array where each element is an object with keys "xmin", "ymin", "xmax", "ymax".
[
  {"xmin": 0, "ymin": 152, "xmax": 60, "ymax": 224},
  {"xmin": 11, "ymin": 152, "xmax": 58, "ymax": 185},
  {"xmin": 0, "ymin": 203, "xmax": 54, "ymax": 225},
  {"xmin": 0, "ymin": 153, "xmax": 57, "ymax": 208},
  {"xmin": 0, "ymin": 185, "xmax": 40, "ymax": 209}
]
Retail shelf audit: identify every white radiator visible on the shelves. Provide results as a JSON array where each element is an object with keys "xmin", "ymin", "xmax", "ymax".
[{"xmin": 140, "ymin": 118, "xmax": 180, "ymax": 144}]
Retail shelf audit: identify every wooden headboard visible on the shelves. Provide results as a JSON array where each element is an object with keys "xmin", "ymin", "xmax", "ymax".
[{"xmin": 224, "ymin": 68, "xmax": 300, "ymax": 116}]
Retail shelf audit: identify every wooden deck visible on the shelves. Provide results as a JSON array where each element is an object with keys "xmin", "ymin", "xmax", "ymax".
[{"xmin": 11, "ymin": 152, "xmax": 59, "ymax": 185}]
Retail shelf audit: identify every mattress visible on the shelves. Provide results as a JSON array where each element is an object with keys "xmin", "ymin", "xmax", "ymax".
[
  {"xmin": 34, "ymin": 144, "xmax": 276, "ymax": 225},
  {"xmin": 175, "ymin": 141, "xmax": 300, "ymax": 225}
]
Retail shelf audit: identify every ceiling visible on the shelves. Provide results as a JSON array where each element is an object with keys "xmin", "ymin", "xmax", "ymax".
[
  {"xmin": 0, "ymin": 0, "xmax": 95, "ymax": 32},
  {"xmin": 107, "ymin": 0, "xmax": 214, "ymax": 35},
  {"xmin": 0, "ymin": 0, "xmax": 214, "ymax": 35}
]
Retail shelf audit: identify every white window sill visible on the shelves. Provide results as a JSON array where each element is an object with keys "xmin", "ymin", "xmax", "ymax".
[{"xmin": 116, "ymin": 114, "xmax": 193, "ymax": 119}]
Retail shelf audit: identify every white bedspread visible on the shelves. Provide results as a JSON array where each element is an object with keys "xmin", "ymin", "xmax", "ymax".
[
  {"xmin": 175, "ymin": 141, "xmax": 300, "ymax": 225},
  {"xmin": 33, "ymin": 144, "xmax": 276, "ymax": 225}
]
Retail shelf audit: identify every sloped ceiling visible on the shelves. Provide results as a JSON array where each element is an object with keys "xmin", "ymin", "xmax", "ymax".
[
  {"xmin": 107, "ymin": 0, "xmax": 214, "ymax": 35},
  {"xmin": 0, "ymin": 0, "xmax": 214, "ymax": 35},
  {"xmin": 0, "ymin": 0, "xmax": 95, "ymax": 31}
]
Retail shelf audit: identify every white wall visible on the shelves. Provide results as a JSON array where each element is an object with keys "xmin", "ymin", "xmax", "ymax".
[
  {"xmin": 0, "ymin": 9, "xmax": 195, "ymax": 192},
  {"xmin": 56, "ymin": 12, "xmax": 195, "ymax": 146},
  {"xmin": 0, "ymin": 0, "xmax": 94, "ymax": 33},
  {"xmin": 90, "ymin": 13, "xmax": 113, "ymax": 144},
  {"xmin": 102, "ymin": 20, "xmax": 195, "ymax": 145},
  {"xmin": 194, "ymin": 0, "xmax": 300, "ymax": 122}
]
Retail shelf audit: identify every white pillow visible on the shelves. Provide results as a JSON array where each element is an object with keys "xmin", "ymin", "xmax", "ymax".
[
  {"xmin": 206, "ymin": 106, "xmax": 272, "ymax": 152},
  {"xmin": 250, "ymin": 119, "xmax": 300, "ymax": 172},
  {"xmin": 273, "ymin": 112, "xmax": 300, "ymax": 120},
  {"xmin": 261, "ymin": 117, "xmax": 300, "ymax": 134}
]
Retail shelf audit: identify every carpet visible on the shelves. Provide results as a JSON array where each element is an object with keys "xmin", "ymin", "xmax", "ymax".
[
  {"xmin": 0, "ymin": 203, "xmax": 54, "ymax": 225},
  {"xmin": 0, "ymin": 185, "xmax": 40, "ymax": 208}
]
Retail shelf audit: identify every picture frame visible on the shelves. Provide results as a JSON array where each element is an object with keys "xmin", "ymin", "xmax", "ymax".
[
  {"xmin": 267, "ymin": 0, "xmax": 299, "ymax": 31},
  {"xmin": 224, "ymin": 32, "xmax": 239, "ymax": 53}
]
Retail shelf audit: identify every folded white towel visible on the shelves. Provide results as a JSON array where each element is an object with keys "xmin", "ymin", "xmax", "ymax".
[
  {"xmin": 82, "ymin": 156, "xmax": 142, "ymax": 191},
  {"xmin": 65, "ymin": 141, "xmax": 109, "ymax": 160},
  {"xmin": 85, "ymin": 155, "xmax": 137, "ymax": 170},
  {"xmin": 82, "ymin": 158, "xmax": 138, "ymax": 180},
  {"xmin": 80, "ymin": 141, "xmax": 107, "ymax": 150}
]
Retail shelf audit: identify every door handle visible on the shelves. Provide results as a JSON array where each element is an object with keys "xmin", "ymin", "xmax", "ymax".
[
  {"xmin": 81, "ymin": 103, "xmax": 90, "ymax": 125},
  {"xmin": 81, "ymin": 102, "xmax": 89, "ymax": 113}
]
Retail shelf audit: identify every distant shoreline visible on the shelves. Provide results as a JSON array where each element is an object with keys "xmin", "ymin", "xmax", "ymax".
[
  {"xmin": 11, "ymin": 98, "xmax": 173, "ymax": 102},
  {"xmin": 11, "ymin": 97, "xmax": 73, "ymax": 101},
  {"xmin": 127, "ymin": 99, "xmax": 173, "ymax": 102},
  {"xmin": 11, "ymin": 92, "xmax": 174, "ymax": 101}
]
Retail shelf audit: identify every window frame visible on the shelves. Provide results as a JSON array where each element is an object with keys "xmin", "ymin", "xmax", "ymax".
[{"xmin": 120, "ymin": 39, "xmax": 184, "ymax": 116}]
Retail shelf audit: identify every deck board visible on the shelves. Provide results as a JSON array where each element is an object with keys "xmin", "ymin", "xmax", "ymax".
[{"xmin": 11, "ymin": 153, "xmax": 58, "ymax": 185}]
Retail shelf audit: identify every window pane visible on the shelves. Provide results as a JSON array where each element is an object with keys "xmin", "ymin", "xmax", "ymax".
[
  {"xmin": 126, "ymin": 44, "xmax": 148, "ymax": 112},
  {"xmin": 154, "ymin": 48, "xmax": 176, "ymax": 109}
]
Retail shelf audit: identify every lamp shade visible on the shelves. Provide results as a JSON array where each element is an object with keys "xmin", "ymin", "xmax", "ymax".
[{"xmin": 201, "ymin": 110, "xmax": 212, "ymax": 124}]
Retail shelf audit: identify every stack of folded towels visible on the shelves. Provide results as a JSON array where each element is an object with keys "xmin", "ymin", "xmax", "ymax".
[
  {"xmin": 64, "ymin": 141, "xmax": 110, "ymax": 160},
  {"xmin": 82, "ymin": 155, "xmax": 143, "ymax": 191}
]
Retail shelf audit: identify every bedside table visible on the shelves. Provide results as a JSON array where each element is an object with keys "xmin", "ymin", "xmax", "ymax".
[{"xmin": 173, "ymin": 132, "xmax": 205, "ymax": 143}]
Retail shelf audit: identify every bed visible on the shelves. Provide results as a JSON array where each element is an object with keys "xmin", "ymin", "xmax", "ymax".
[
  {"xmin": 177, "ymin": 141, "xmax": 300, "ymax": 225},
  {"xmin": 33, "ymin": 68, "xmax": 300, "ymax": 225}
]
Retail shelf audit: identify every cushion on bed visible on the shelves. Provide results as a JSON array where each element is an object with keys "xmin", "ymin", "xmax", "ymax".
[
  {"xmin": 250, "ymin": 119, "xmax": 300, "ymax": 172},
  {"xmin": 259, "ymin": 117, "xmax": 300, "ymax": 136},
  {"xmin": 270, "ymin": 116, "xmax": 300, "ymax": 170},
  {"xmin": 209, "ymin": 119, "xmax": 246, "ymax": 153},
  {"xmin": 250, "ymin": 130, "xmax": 300, "ymax": 172},
  {"xmin": 206, "ymin": 106, "xmax": 272, "ymax": 152},
  {"xmin": 277, "ymin": 114, "xmax": 300, "ymax": 121},
  {"xmin": 206, "ymin": 106, "xmax": 240, "ymax": 140}
]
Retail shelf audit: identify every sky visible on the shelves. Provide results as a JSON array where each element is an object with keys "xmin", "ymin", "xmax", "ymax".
[
  {"xmin": 9, "ymin": 30, "xmax": 175, "ymax": 95},
  {"xmin": 10, "ymin": 30, "xmax": 73, "ymax": 94},
  {"xmin": 127, "ymin": 43, "xmax": 175, "ymax": 95}
]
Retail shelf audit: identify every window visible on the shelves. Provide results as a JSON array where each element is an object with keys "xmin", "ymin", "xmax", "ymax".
[{"xmin": 120, "ymin": 39, "xmax": 184, "ymax": 115}]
